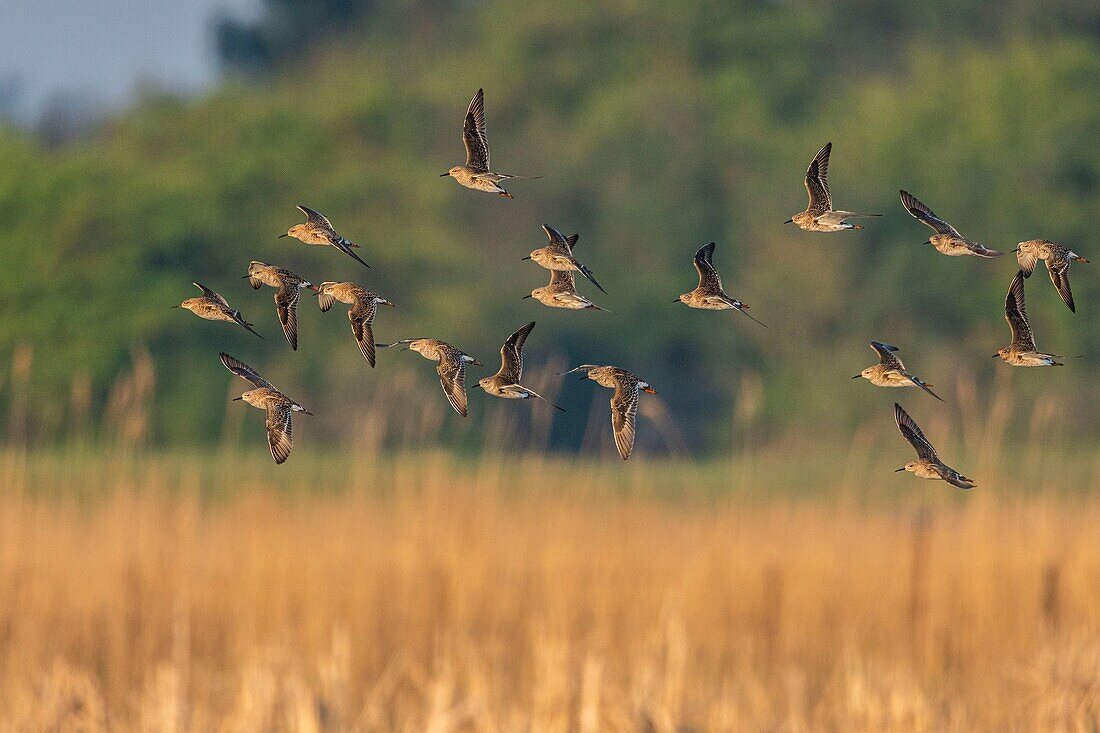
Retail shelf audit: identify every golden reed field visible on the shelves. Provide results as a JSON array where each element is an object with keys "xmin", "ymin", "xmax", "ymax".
[{"xmin": 1, "ymin": 423, "xmax": 1099, "ymax": 732}]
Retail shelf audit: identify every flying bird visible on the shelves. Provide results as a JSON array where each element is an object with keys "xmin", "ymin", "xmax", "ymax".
[
  {"xmin": 785, "ymin": 142, "xmax": 880, "ymax": 231},
  {"xmin": 1015, "ymin": 239, "xmax": 1088, "ymax": 313},
  {"xmin": 245, "ymin": 261, "xmax": 317, "ymax": 350},
  {"xmin": 561, "ymin": 365, "xmax": 656, "ymax": 461},
  {"xmin": 899, "ymin": 190, "xmax": 1002, "ymax": 258},
  {"xmin": 174, "ymin": 282, "xmax": 262, "ymax": 338},
  {"xmin": 853, "ymin": 341, "xmax": 942, "ymax": 401},
  {"xmin": 893, "ymin": 403, "xmax": 975, "ymax": 489},
  {"xmin": 279, "ymin": 205, "xmax": 370, "ymax": 269},
  {"xmin": 376, "ymin": 338, "xmax": 480, "ymax": 416},
  {"xmin": 441, "ymin": 88, "xmax": 538, "ymax": 198},
  {"xmin": 676, "ymin": 242, "xmax": 766, "ymax": 326},
  {"xmin": 315, "ymin": 282, "xmax": 394, "ymax": 367},
  {"xmin": 522, "ymin": 224, "xmax": 606, "ymax": 294},
  {"xmin": 524, "ymin": 269, "xmax": 609, "ymax": 311},
  {"xmin": 476, "ymin": 322, "xmax": 564, "ymax": 410},
  {"xmin": 995, "ymin": 271, "xmax": 1065, "ymax": 367},
  {"xmin": 219, "ymin": 352, "xmax": 311, "ymax": 465}
]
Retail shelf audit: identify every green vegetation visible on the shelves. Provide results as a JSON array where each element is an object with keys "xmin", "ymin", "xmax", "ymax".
[{"xmin": 0, "ymin": 0, "xmax": 1096, "ymax": 451}]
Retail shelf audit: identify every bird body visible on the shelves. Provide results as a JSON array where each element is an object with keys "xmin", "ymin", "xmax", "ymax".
[
  {"xmin": 677, "ymin": 242, "xmax": 765, "ymax": 326},
  {"xmin": 316, "ymin": 282, "xmax": 393, "ymax": 367},
  {"xmin": 378, "ymin": 338, "xmax": 479, "ymax": 416},
  {"xmin": 442, "ymin": 88, "xmax": 537, "ymax": 198},
  {"xmin": 894, "ymin": 403, "xmax": 974, "ymax": 489},
  {"xmin": 786, "ymin": 143, "xmax": 879, "ymax": 232},
  {"xmin": 281, "ymin": 205, "xmax": 369, "ymax": 268},
  {"xmin": 527, "ymin": 269, "xmax": 607, "ymax": 311},
  {"xmin": 996, "ymin": 271, "xmax": 1064, "ymax": 367},
  {"xmin": 854, "ymin": 342, "xmax": 942, "ymax": 401},
  {"xmin": 899, "ymin": 190, "xmax": 1002, "ymax": 258},
  {"xmin": 246, "ymin": 261, "xmax": 316, "ymax": 350},
  {"xmin": 1015, "ymin": 239, "xmax": 1088, "ymax": 312},
  {"xmin": 177, "ymin": 283, "xmax": 262, "ymax": 338},
  {"xmin": 562, "ymin": 365, "xmax": 655, "ymax": 461},
  {"xmin": 220, "ymin": 353, "xmax": 310, "ymax": 465},
  {"xmin": 524, "ymin": 225, "xmax": 606, "ymax": 294},
  {"xmin": 476, "ymin": 322, "xmax": 564, "ymax": 410}
]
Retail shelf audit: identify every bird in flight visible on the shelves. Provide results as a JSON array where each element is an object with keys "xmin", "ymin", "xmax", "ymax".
[
  {"xmin": 522, "ymin": 224, "xmax": 606, "ymax": 294},
  {"xmin": 174, "ymin": 282, "xmax": 262, "ymax": 338},
  {"xmin": 476, "ymin": 322, "xmax": 564, "ymax": 410},
  {"xmin": 441, "ymin": 88, "xmax": 538, "ymax": 198},
  {"xmin": 676, "ymin": 242, "xmax": 765, "ymax": 326},
  {"xmin": 853, "ymin": 341, "xmax": 942, "ymax": 401},
  {"xmin": 899, "ymin": 190, "xmax": 1002, "ymax": 258},
  {"xmin": 786, "ymin": 142, "xmax": 880, "ymax": 231},
  {"xmin": 1014, "ymin": 239, "xmax": 1088, "ymax": 313},
  {"xmin": 219, "ymin": 352, "xmax": 311, "ymax": 465},
  {"xmin": 561, "ymin": 365, "xmax": 656, "ymax": 461},
  {"xmin": 377, "ymin": 338, "xmax": 480, "ymax": 417},
  {"xmin": 280, "ymin": 205, "xmax": 370, "ymax": 268},
  {"xmin": 245, "ymin": 261, "xmax": 317, "ymax": 351},
  {"xmin": 893, "ymin": 403, "xmax": 975, "ymax": 489},
  {"xmin": 995, "ymin": 271, "xmax": 1065, "ymax": 367},
  {"xmin": 524, "ymin": 268, "xmax": 609, "ymax": 311},
  {"xmin": 315, "ymin": 282, "xmax": 394, "ymax": 367}
]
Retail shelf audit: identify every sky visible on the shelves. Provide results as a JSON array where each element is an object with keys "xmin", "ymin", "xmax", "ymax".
[{"xmin": 0, "ymin": 0, "xmax": 258, "ymax": 123}]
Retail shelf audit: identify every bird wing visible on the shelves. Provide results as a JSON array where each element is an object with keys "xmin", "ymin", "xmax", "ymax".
[
  {"xmin": 275, "ymin": 283, "xmax": 302, "ymax": 350},
  {"xmin": 693, "ymin": 242, "xmax": 722, "ymax": 291},
  {"xmin": 1005, "ymin": 270, "xmax": 1036, "ymax": 350},
  {"xmin": 296, "ymin": 205, "xmax": 334, "ymax": 230},
  {"xmin": 610, "ymin": 380, "xmax": 640, "ymax": 461},
  {"xmin": 194, "ymin": 282, "xmax": 230, "ymax": 307},
  {"xmin": 1046, "ymin": 259, "xmax": 1076, "ymax": 313},
  {"xmin": 462, "ymin": 88, "xmax": 490, "ymax": 172},
  {"xmin": 935, "ymin": 464, "xmax": 975, "ymax": 489},
  {"xmin": 870, "ymin": 341, "xmax": 905, "ymax": 371},
  {"xmin": 349, "ymin": 300, "xmax": 377, "ymax": 367},
  {"xmin": 317, "ymin": 291, "xmax": 338, "ymax": 312},
  {"xmin": 899, "ymin": 190, "xmax": 960, "ymax": 236},
  {"xmin": 894, "ymin": 403, "xmax": 939, "ymax": 461},
  {"xmin": 804, "ymin": 142, "xmax": 832, "ymax": 215},
  {"xmin": 497, "ymin": 321, "xmax": 535, "ymax": 383},
  {"xmin": 541, "ymin": 224, "xmax": 570, "ymax": 247},
  {"xmin": 1016, "ymin": 246, "xmax": 1040, "ymax": 276},
  {"xmin": 565, "ymin": 234, "xmax": 579, "ymax": 251},
  {"xmin": 436, "ymin": 356, "xmax": 468, "ymax": 417},
  {"xmin": 219, "ymin": 352, "xmax": 276, "ymax": 390},
  {"xmin": 265, "ymin": 401, "xmax": 294, "ymax": 465},
  {"xmin": 548, "ymin": 268, "xmax": 577, "ymax": 291}
]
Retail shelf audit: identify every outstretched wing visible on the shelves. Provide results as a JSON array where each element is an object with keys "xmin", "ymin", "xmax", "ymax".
[
  {"xmin": 1015, "ymin": 245, "xmax": 1040, "ymax": 277},
  {"xmin": 1005, "ymin": 270, "xmax": 1036, "ymax": 350},
  {"xmin": 275, "ymin": 283, "xmax": 302, "ymax": 350},
  {"xmin": 296, "ymin": 205, "xmax": 333, "ymax": 230},
  {"xmin": 219, "ymin": 352, "xmax": 275, "ymax": 390},
  {"xmin": 804, "ymin": 142, "xmax": 832, "ymax": 215},
  {"xmin": 349, "ymin": 300, "xmax": 377, "ymax": 367},
  {"xmin": 265, "ymin": 402, "xmax": 294, "ymax": 465},
  {"xmin": 610, "ymin": 381, "xmax": 640, "ymax": 461},
  {"xmin": 894, "ymin": 403, "xmax": 939, "ymax": 461},
  {"xmin": 899, "ymin": 190, "xmax": 960, "ymax": 237},
  {"xmin": 541, "ymin": 224, "xmax": 570, "ymax": 247},
  {"xmin": 548, "ymin": 268, "xmax": 576, "ymax": 291},
  {"xmin": 1046, "ymin": 260, "xmax": 1076, "ymax": 313},
  {"xmin": 497, "ymin": 321, "xmax": 535, "ymax": 383},
  {"xmin": 194, "ymin": 282, "xmax": 230, "ymax": 307},
  {"xmin": 462, "ymin": 88, "xmax": 490, "ymax": 172},
  {"xmin": 693, "ymin": 242, "xmax": 722, "ymax": 291},
  {"xmin": 436, "ymin": 357, "xmax": 468, "ymax": 417},
  {"xmin": 870, "ymin": 341, "xmax": 905, "ymax": 371}
]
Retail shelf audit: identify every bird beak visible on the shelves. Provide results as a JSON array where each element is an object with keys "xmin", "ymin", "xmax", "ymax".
[
  {"xmin": 672, "ymin": 298, "xmax": 680, "ymax": 303},
  {"xmin": 991, "ymin": 353, "xmax": 1000, "ymax": 358},
  {"xmin": 311, "ymin": 290, "xmax": 321, "ymax": 296},
  {"xmin": 232, "ymin": 396, "xmax": 243, "ymax": 402},
  {"xmin": 277, "ymin": 234, "xmax": 289, "ymax": 238},
  {"xmin": 521, "ymin": 294, "xmax": 532, "ymax": 300},
  {"xmin": 1011, "ymin": 248, "xmax": 1020, "ymax": 253},
  {"xmin": 242, "ymin": 274, "xmax": 252, "ymax": 279},
  {"xmin": 923, "ymin": 240, "xmax": 931, "ymax": 245},
  {"xmin": 851, "ymin": 374, "xmax": 862, "ymax": 379},
  {"xmin": 171, "ymin": 305, "xmax": 180, "ymax": 309},
  {"xmin": 783, "ymin": 219, "xmax": 793, "ymax": 224},
  {"xmin": 520, "ymin": 256, "xmax": 531, "ymax": 260},
  {"xmin": 894, "ymin": 467, "xmax": 905, "ymax": 472},
  {"xmin": 440, "ymin": 172, "xmax": 450, "ymax": 177}
]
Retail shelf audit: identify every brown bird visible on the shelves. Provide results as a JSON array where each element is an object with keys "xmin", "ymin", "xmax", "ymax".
[
  {"xmin": 853, "ymin": 341, "xmax": 942, "ymax": 401},
  {"xmin": 174, "ymin": 282, "xmax": 262, "ymax": 338},
  {"xmin": 522, "ymin": 224, "xmax": 606, "ymax": 294},
  {"xmin": 377, "ymin": 338, "xmax": 480, "ymax": 417},
  {"xmin": 1015, "ymin": 239, "xmax": 1089, "ymax": 313},
  {"xmin": 476, "ymin": 322, "xmax": 564, "ymax": 410},
  {"xmin": 785, "ymin": 142, "xmax": 880, "ymax": 231},
  {"xmin": 899, "ymin": 190, "xmax": 1002, "ymax": 258},
  {"xmin": 995, "ymin": 270, "xmax": 1064, "ymax": 367},
  {"xmin": 280, "ymin": 205, "xmax": 370, "ymax": 268},
  {"xmin": 894, "ymin": 403, "xmax": 975, "ymax": 489},
  {"xmin": 245, "ymin": 261, "xmax": 316, "ymax": 350},
  {"xmin": 676, "ymin": 242, "xmax": 765, "ymax": 326},
  {"xmin": 561, "ymin": 365, "xmax": 656, "ymax": 461},
  {"xmin": 315, "ymin": 282, "xmax": 394, "ymax": 367},
  {"xmin": 441, "ymin": 88, "xmax": 538, "ymax": 198},
  {"xmin": 220, "ymin": 352, "xmax": 311, "ymax": 464}
]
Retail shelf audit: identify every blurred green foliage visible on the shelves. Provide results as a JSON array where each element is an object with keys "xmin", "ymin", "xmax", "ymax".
[{"xmin": 0, "ymin": 0, "xmax": 1096, "ymax": 452}]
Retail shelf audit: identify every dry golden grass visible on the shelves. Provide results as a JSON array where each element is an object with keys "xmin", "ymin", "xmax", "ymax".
[{"xmin": 1, "ymin": 447, "xmax": 1099, "ymax": 732}]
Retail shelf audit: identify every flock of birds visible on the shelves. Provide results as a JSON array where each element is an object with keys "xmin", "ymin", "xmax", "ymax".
[{"xmin": 176, "ymin": 89, "xmax": 1089, "ymax": 482}]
